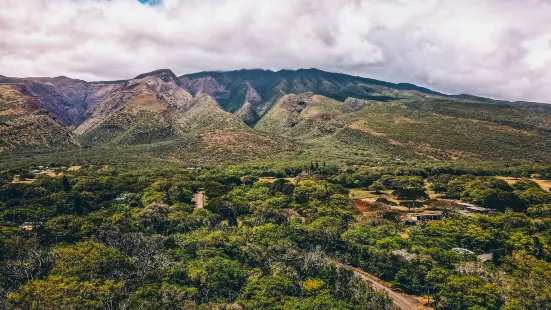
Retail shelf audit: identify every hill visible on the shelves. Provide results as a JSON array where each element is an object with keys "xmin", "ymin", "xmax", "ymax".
[
  {"xmin": 181, "ymin": 69, "xmax": 551, "ymax": 164},
  {"xmin": 255, "ymin": 91, "xmax": 551, "ymax": 163}
]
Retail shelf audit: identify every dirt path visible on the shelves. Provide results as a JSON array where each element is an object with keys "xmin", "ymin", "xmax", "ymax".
[
  {"xmin": 332, "ymin": 261, "xmax": 422, "ymax": 310},
  {"xmin": 193, "ymin": 191, "xmax": 204, "ymax": 208}
]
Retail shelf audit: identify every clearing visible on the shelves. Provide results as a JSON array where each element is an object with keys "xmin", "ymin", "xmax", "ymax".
[
  {"xmin": 496, "ymin": 176, "xmax": 551, "ymax": 192},
  {"xmin": 193, "ymin": 191, "xmax": 205, "ymax": 208}
]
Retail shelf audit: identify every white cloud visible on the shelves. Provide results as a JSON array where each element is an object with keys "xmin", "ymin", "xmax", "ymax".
[{"xmin": 1, "ymin": 0, "xmax": 551, "ymax": 102}]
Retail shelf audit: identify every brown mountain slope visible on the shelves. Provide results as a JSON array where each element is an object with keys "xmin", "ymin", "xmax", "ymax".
[
  {"xmin": 0, "ymin": 69, "xmax": 299, "ymax": 163},
  {"xmin": 71, "ymin": 70, "xmax": 298, "ymax": 162},
  {"xmin": 0, "ymin": 75, "xmax": 111, "ymax": 127},
  {"xmin": 74, "ymin": 70, "xmax": 250, "ymax": 146},
  {"xmin": 0, "ymin": 84, "xmax": 76, "ymax": 151},
  {"xmin": 0, "ymin": 73, "xmax": 126, "ymax": 150}
]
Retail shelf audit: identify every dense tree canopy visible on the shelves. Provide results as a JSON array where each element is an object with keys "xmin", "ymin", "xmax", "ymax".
[{"xmin": 0, "ymin": 163, "xmax": 550, "ymax": 309}]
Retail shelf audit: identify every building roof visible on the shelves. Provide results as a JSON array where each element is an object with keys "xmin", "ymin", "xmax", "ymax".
[
  {"xmin": 464, "ymin": 205, "xmax": 496, "ymax": 212},
  {"xmin": 452, "ymin": 248, "xmax": 475, "ymax": 254},
  {"xmin": 412, "ymin": 211, "xmax": 442, "ymax": 216}
]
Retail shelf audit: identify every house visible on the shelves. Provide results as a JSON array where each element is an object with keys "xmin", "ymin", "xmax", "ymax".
[
  {"xmin": 411, "ymin": 211, "xmax": 443, "ymax": 221},
  {"xmin": 404, "ymin": 210, "xmax": 443, "ymax": 225}
]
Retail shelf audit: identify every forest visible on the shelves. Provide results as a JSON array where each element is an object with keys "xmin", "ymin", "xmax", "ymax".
[{"xmin": 1, "ymin": 162, "xmax": 551, "ymax": 309}]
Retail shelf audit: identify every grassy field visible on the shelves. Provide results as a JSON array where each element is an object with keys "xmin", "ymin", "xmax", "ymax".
[
  {"xmin": 258, "ymin": 177, "xmax": 297, "ymax": 184},
  {"xmin": 349, "ymin": 188, "xmax": 379, "ymax": 200},
  {"xmin": 496, "ymin": 176, "xmax": 551, "ymax": 192}
]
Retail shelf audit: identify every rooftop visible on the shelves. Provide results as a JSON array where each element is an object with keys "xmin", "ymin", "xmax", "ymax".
[
  {"xmin": 412, "ymin": 211, "xmax": 443, "ymax": 216},
  {"xmin": 464, "ymin": 205, "xmax": 496, "ymax": 211},
  {"xmin": 452, "ymin": 248, "xmax": 475, "ymax": 255}
]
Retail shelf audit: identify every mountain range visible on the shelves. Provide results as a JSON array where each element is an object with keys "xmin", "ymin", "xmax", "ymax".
[{"xmin": 1, "ymin": 68, "xmax": 550, "ymax": 165}]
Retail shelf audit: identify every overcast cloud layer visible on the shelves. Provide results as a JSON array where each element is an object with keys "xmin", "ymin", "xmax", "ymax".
[{"xmin": 1, "ymin": 0, "xmax": 551, "ymax": 103}]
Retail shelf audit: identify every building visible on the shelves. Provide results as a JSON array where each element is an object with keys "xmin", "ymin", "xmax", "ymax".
[
  {"xmin": 405, "ymin": 211, "xmax": 443, "ymax": 225},
  {"xmin": 459, "ymin": 203, "xmax": 496, "ymax": 215},
  {"xmin": 411, "ymin": 211, "xmax": 443, "ymax": 221},
  {"xmin": 452, "ymin": 248, "xmax": 475, "ymax": 255},
  {"xmin": 19, "ymin": 222, "xmax": 35, "ymax": 231}
]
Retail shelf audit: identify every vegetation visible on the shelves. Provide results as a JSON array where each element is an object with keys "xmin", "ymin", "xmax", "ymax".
[
  {"xmin": 2, "ymin": 68, "xmax": 551, "ymax": 309},
  {"xmin": 1, "ymin": 162, "xmax": 551, "ymax": 309}
]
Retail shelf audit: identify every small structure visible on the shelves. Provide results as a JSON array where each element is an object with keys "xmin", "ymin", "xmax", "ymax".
[
  {"xmin": 459, "ymin": 203, "xmax": 496, "ymax": 215},
  {"xmin": 405, "ymin": 210, "xmax": 443, "ymax": 225},
  {"xmin": 19, "ymin": 222, "xmax": 35, "ymax": 231},
  {"xmin": 452, "ymin": 248, "xmax": 475, "ymax": 255},
  {"xmin": 411, "ymin": 211, "xmax": 443, "ymax": 221},
  {"xmin": 477, "ymin": 253, "xmax": 493, "ymax": 262}
]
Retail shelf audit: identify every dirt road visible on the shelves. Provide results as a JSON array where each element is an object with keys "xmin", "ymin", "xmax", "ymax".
[
  {"xmin": 193, "ymin": 191, "xmax": 204, "ymax": 208},
  {"xmin": 332, "ymin": 261, "xmax": 421, "ymax": 310}
]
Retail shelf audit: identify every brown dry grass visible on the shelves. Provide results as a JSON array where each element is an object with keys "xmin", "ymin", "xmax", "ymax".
[
  {"xmin": 487, "ymin": 125, "xmax": 535, "ymax": 136},
  {"xmin": 202, "ymin": 130, "xmax": 273, "ymax": 151},
  {"xmin": 393, "ymin": 115, "xmax": 416, "ymax": 124},
  {"xmin": 496, "ymin": 176, "xmax": 551, "ymax": 192},
  {"xmin": 12, "ymin": 177, "xmax": 35, "ymax": 184},
  {"xmin": 39, "ymin": 169, "xmax": 60, "ymax": 177},
  {"xmin": 0, "ymin": 85, "xmax": 33, "ymax": 115},
  {"xmin": 258, "ymin": 177, "xmax": 296, "ymax": 184},
  {"xmin": 0, "ymin": 108, "xmax": 26, "ymax": 116},
  {"xmin": 349, "ymin": 122, "xmax": 386, "ymax": 137},
  {"xmin": 167, "ymin": 156, "xmax": 182, "ymax": 163},
  {"xmin": 308, "ymin": 94, "xmax": 325, "ymax": 103},
  {"xmin": 414, "ymin": 297, "xmax": 435, "ymax": 310},
  {"xmin": 124, "ymin": 94, "xmax": 166, "ymax": 115}
]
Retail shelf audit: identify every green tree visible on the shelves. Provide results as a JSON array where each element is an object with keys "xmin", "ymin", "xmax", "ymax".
[
  {"xmin": 7, "ymin": 276, "xmax": 126, "ymax": 310},
  {"xmin": 187, "ymin": 256, "xmax": 247, "ymax": 302},
  {"xmin": 238, "ymin": 275, "xmax": 299, "ymax": 309},
  {"xmin": 51, "ymin": 241, "xmax": 127, "ymax": 281}
]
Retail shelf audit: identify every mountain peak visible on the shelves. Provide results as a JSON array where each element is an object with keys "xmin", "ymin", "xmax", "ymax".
[{"xmin": 134, "ymin": 69, "xmax": 181, "ymax": 85}]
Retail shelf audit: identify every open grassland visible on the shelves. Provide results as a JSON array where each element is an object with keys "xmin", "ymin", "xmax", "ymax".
[{"xmin": 496, "ymin": 176, "xmax": 551, "ymax": 192}]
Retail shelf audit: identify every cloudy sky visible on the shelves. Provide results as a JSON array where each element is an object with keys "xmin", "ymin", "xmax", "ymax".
[{"xmin": 1, "ymin": 0, "xmax": 551, "ymax": 103}]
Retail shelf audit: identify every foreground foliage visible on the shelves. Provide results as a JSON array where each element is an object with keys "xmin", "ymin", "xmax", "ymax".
[{"xmin": 1, "ymin": 162, "xmax": 551, "ymax": 309}]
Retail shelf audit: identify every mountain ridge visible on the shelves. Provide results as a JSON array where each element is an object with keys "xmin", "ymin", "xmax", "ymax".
[
  {"xmin": 1, "ymin": 68, "xmax": 551, "ymax": 164},
  {"xmin": 179, "ymin": 68, "xmax": 551, "ymax": 125}
]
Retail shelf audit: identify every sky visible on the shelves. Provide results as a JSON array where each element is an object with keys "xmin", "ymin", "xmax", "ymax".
[{"xmin": 1, "ymin": 0, "xmax": 551, "ymax": 103}]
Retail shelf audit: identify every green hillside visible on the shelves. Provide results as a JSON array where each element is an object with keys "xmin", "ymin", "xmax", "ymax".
[{"xmin": 256, "ymin": 92, "xmax": 551, "ymax": 164}]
